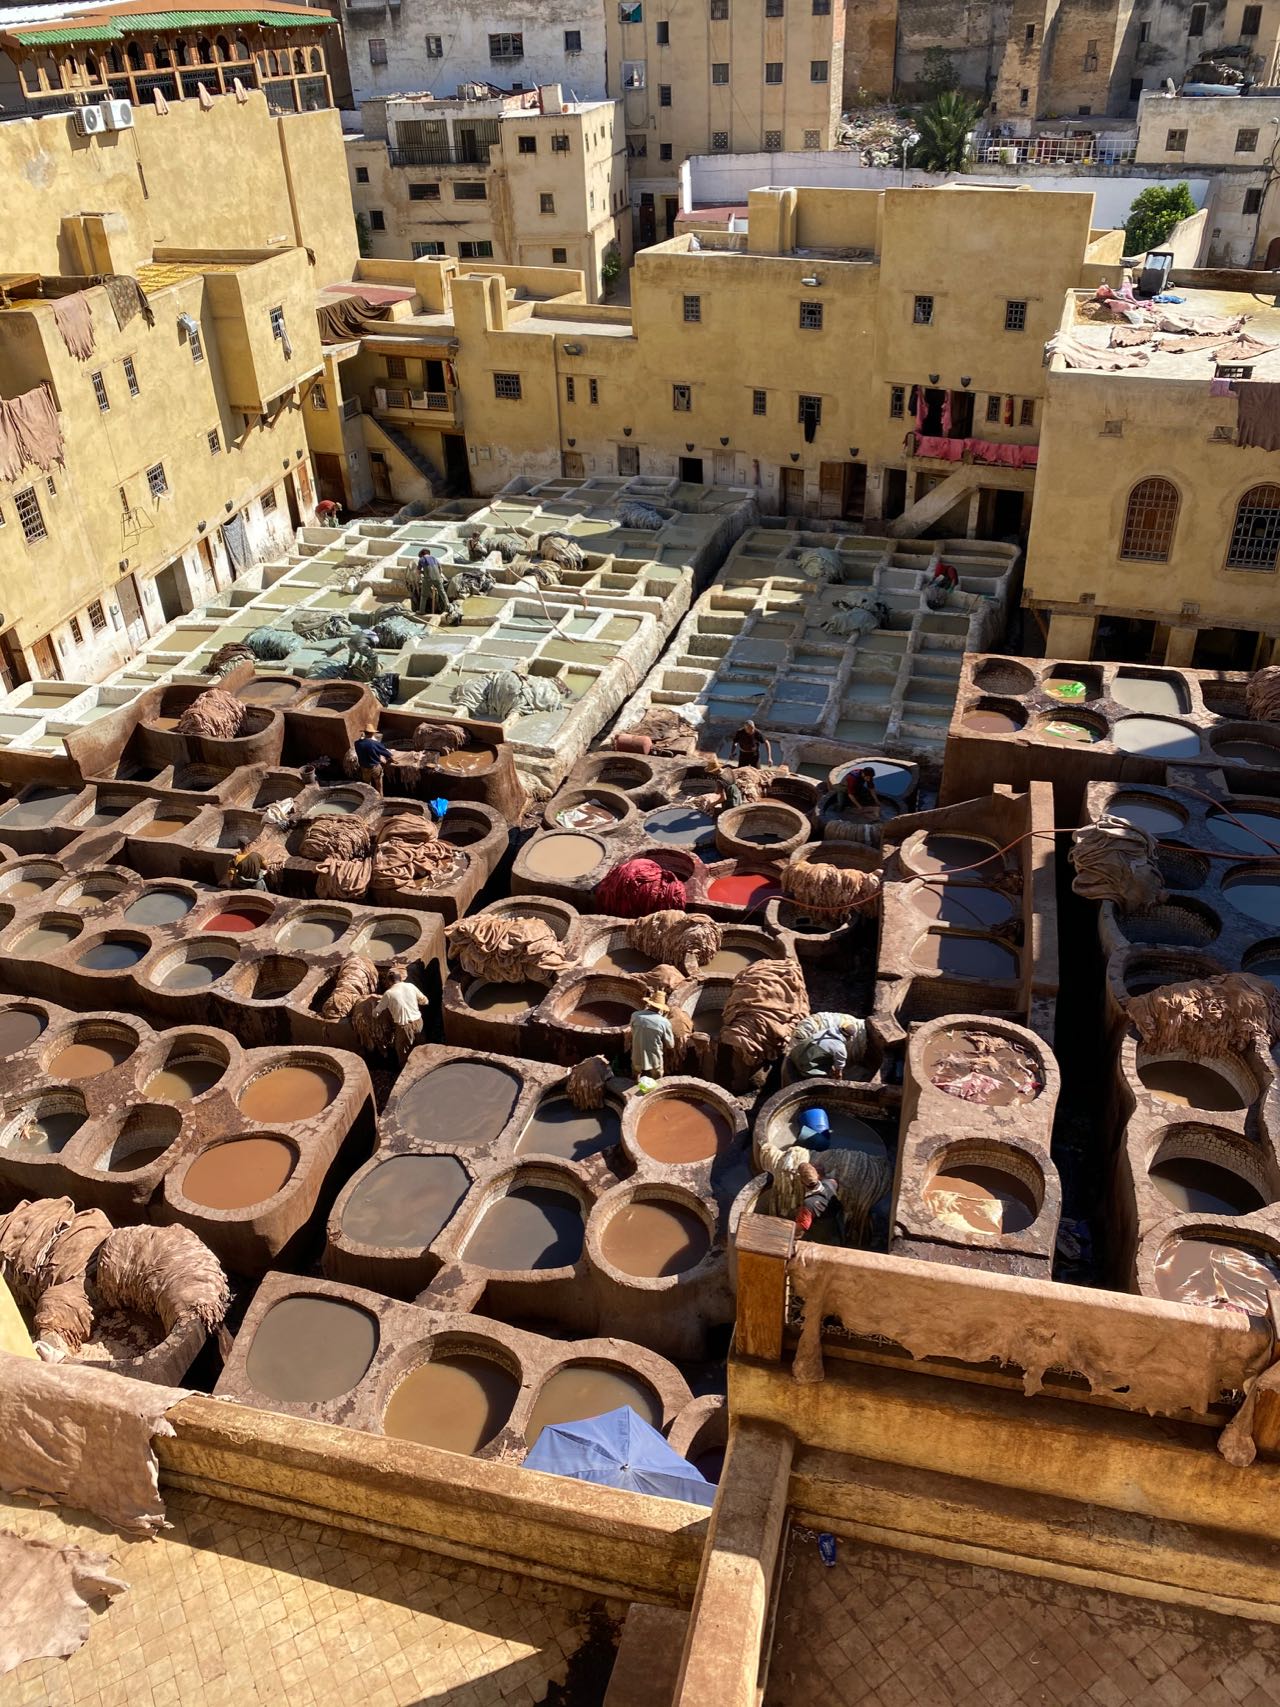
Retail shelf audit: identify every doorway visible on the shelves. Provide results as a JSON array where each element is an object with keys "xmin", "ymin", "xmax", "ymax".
[
  {"xmin": 30, "ymin": 635, "xmax": 60, "ymax": 681},
  {"xmin": 370, "ymin": 451, "xmax": 392, "ymax": 500},
  {"xmin": 1095, "ymin": 616, "xmax": 1157, "ymax": 663},
  {"xmin": 949, "ymin": 390, "xmax": 975, "ymax": 437},
  {"xmin": 443, "ymin": 434, "xmax": 470, "ymax": 494},
  {"xmin": 562, "ymin": 450, "xmax": 585, "ymax": 478},
  {"xmin": 315, "ymin": 452, "xmax": 345, "ymax": 504},
  {"xmin": 990, "ymin": 488, "xmax": 1025, "ymax": 539},
  {"xmin": 152, "ymin": 562, "xmax": 184, "ymax": 625},
  {"xmin": 617, "ymin": 444, "xmax": 639, "ymax": 476},
  {"xmin": 1192, "ymin": 625, "xmax": 1263, "ymax": 671},
  {"xmin": 679, "ymin": 455, "xmax": 703, "ymax": 483},
  {"xmin": 712, "ymin": 449, "xmax": 735, "ymax": 485},
  {"xmin": 638, "ymin": 193, "xmax": 656, "ymax": 247},
  {"xmin": 781, "ymin": 466, "xmax": 806, "ymax": 516},
  {"xmin": 458, "ymin": 125, "xmax": 480, "ymax": 162},
  {"xmin": 819, "ymin": 461, "xmax": 866, "ymax": 520},
  {"xmin": 664, "ymin": 197, "xmax": 678, "ymax": 240},
  {"xmin": 285, "ymin": 473, "xmax": 302, "ymax": 531},
  {"xmin": 883, "ymin": 467, "xmax": 907, "ymax": 520},
  {"xmin": 0, "ymin": 631, "xmax": 28, "ymax": 694},
  {"xmin": 117, "ymin": 574, "xmax": 151, "ymax": 650}
]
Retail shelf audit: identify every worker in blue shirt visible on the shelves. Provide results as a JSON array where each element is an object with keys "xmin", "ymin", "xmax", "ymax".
[{"xmin": 354, "ymin": 727, "xmax": 395, "ymax": 795}]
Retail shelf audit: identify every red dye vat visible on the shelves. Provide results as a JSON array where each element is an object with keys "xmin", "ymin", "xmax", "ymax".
[
  {"xmin": 202, "ymin": 908, "xmax": 269, "ymax": 933},
  {"xmin": 707, "ymin": 872, "xmax": 782, "ymax": 907}
]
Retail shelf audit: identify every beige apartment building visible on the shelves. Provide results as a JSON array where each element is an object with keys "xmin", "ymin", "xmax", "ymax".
[
  {"xmin": 607, "ymin": 0, "xmax": 844, "ymax": 244},
  {"xmin": 1136, "ymin": 88, "xmax": 1280, "ymax": 265},
  {"xmin": 347, "ymin": 86, "xmax": 630, "ymax": 301},
  {"xmin": 0, "ymin": 86, "xmax": 355, "ymax": 686}
]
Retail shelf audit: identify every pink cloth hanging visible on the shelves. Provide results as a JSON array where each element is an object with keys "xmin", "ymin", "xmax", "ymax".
[{"xmin": 941, "ymin": 391, "xmax": 952, "ymax": 436}]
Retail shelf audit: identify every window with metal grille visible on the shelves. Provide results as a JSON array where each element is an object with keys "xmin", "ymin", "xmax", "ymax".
[
  {"xmin": 1020, "ymin": 399, "xmax": 1034, "ymax": 426},
  {"xmin": 1227, "ymin": 485, "xmax": 1280, "ymax": 570},
  {"xmin": 589, "ymin": 378, "xmax": 599, "ymax": 404},
  {"xmin": 1218, "ymin": 363, "xmax": 1254, "ymax": 379},
  {"xmin": 565, "ymin": 29, "xmax": 581, "ymax": 49},
  {"xmin": 490, "ymin": 32, "xmax": 523, "ymax": 58},
  {"xmin": 803, "ymin": 129, "xmax": 820, "ymax": 148},
  {"xmin": 798, "ymin": 393, "xmax": 822, "ymax": 427},
  {"xmin": 208, "ymin": 428, "xmax": 221, "ymax": 453},
  {"xmin": 91, "ymin": 370, "xmax": 110, "ymax": 412},
  {"xmin": 711, "ymin": 61, "xmax": 728, "ymax": 82},
  {"xmin": 656, "ymin": 20, "xmax": 669, "ymax": 42},
  {"xmin": 519, "ymin": 135, "xmax": 537, "ymax": 153},
  {"xmin": 986, "ymin": 394, "xmax": 1002, "ymax": 423},
  {"xmin": 540, "ymin": 193, "xmax": 555, "ymax": 213},
  {"xmin": 1139, "ymin": 20, "xmax": 1150, "ymax": 40},
  {"xmin": 1101, "ymin": 420, "xmax": 1123, "ymax": 436},
  {"xmin": 810, "ymin": 59, "xmax": 828, "ymax": 81},
  {"xmin": 0, "ymin": 505, "xmax": 6, "ymax": 528},
  {"xmin": 749, "ymin": 388, "xmax": 768, "ymax": 417},
  {"xmin": 712, "ymin": 130, "xmax": 729, "ymax": 150},
  {"xmin": 425, "ymin": 34, "xmax": 442, "ymax": 55},
  {"xmin": 386, "ymin": 355, "xmax": 407, "ymax": 381},
  {"xmin": 1211, "ymin": 425, "xmax": 1234, "ymax": 441},
  {"xmin": 15, "ymin": 488, "xmax": 44, "ymax": 544},
  {"xmin": 765, "ymin": 61, "xmax": 782, "ymax": 82},
  {"xmin": 88, "ymin": 599, "xmax": 106, "ymax": 632},
  {"xmin": 459, "ymin": 240, "xmax": 494, "ymax": 258},
  {"xmin": 1025, "ymin": 21, "xmax": 1035, "ymax": 41},
  {"xmin": 889, "ymin": 385, "xmax": 904, "ymax": 419},
  {"xmin": 551, "ymin": 132, "xmax": 570, "ymax": 150},
  {"xmin": 660, "ymin": 142, "xmax": 673, "ymax": 159},
  {"xmin": 1119, "ymin": 477, "xmax": 1179, "ymax": 561},
  {"xmin": 672, "ymin": 383, "xmax": 691, "ymax": 411},
  {"xmin": 1189, "ymin": 2, "xmax": 1205, "ymax": 31},
  {"xmin": 123, "ymin": 355, "xmax": 140, "ymax": 397},
  {"xmin": 69, "ymin": 616, "xmax": 82, "ymax": 645},
  {"xmin": 913, "ymin": 295, "xmax": 933, "ymax": 324},
  {"xmin": 409, "ymin": 182, "xmax": 440, "ymax": 199},
  {"xmin": 766, "ymin": 0, "xmax": 783, "ymax": 13},
  {"xmin": 813, "ymin": 0, "xmax": 830, "ymax": 12},
  {"xmin": 355, "ymin": 165, "xmax": 369, "ymax": 182},
  {"xmin": 659, "ymin": 84, "xmax": 672, "ymax": 106},
  {"xmin": 764, "ymin": 129, "xmax": 782, "ymax": 150},
  {"xmin": 552, "ymin": 246, "xmax": 567, "ymax": 263},
  {"xmin": 453, "ymin": 181, "xmax": 487, "ymax": 200},
  {"xmin": 683, "ymin": 294, "xmax": 701, "ymax": 322},
  {"xmin": 46, "ymin": 475, "xmax": 55, "ymax": 496},
  {"xmin": 368, "ymin": 37, "xmax": 386, "ymax": 65},
  {"xmin": 1004, "ymin": 299, "xmax": 1027, "ymax": 331},
  {"xmin": 369, "ymin": 209, "xmax": 386, "ymax": 231},
  {"xmin": 1245, "ymin": 188, "xmax": 1264, "ymax": 215},
  {"xmin": 799, "ymin": 300, "xmax": 823, "ymax": 330},
  {"xmin": 1243, "ymin": 4, "xmax": 1262, "ymax": 33},
  {"xmin": 412, "ymin": 240, "xmax": 446, "ymax": 257},
  {"xmin": 269, "ymin": 306, "xmax": 286, "ymax": 340},
  {"xmin": 1237, "ymin": 128, "xmax": 1259, "ymax": 153},
  {"xmin": 146, "ymin": 462, "xmax": 168, "ymax": 498},
  {"xmin": 566, "ymin": 376, "xmax": 576, "ymax": 403},
  {"xmin": 1165, "ymin": 128, "xmax": 1187, "ymax": 150},
  {"xmin": 189, "ymin": 327, "xmax": 204, "ymax": 363},
  {"xmin": 711, "ymin": 0, "xmax": 728, "ymax": 15},
  {"xmin": 493, "ymin": 372, "xmax": 522, "ymax": 400},
  {"xmin": 261, "ymin": 488, "xmax": 277, "ymax": 515}
]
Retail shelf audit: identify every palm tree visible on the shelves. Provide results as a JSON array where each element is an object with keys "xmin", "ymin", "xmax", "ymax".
[{"xmin": 909, "ymin": 91, "xmax": 981, "ymax": 173}]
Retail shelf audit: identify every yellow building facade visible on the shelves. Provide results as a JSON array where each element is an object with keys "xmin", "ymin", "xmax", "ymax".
[{"xmin": 0, "ymin": 94, "xmax": 356, "ymax": 685}]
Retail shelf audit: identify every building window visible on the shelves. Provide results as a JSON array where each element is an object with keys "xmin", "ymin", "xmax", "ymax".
[
  {"xmin": 1119, "ymin": 476, "xmax": 1179, "ymax": 561},
  {"xmin": 493, "ymin": 372, "xmax": 522, "ymax": 400},
  {"xmin": 913, "ymin": 294, "xmax": 934, "ymax": 325},
  {"xmin": 551, "ymin": 132, "xmax": 570, "ymax": 151},
  {"xmin": 889, "ymin": 385, "xmax": 905, "ymax": 418},
  {"xmin": 683, "ymin": 294, "xmax": 701, "ymax": 322},
  {"xmin": 409, "ymin": 183, "xmax": 440, "ymax": 200},
  {"xmin": 1129, "ymin": 78, "xmax": 1143, "ymax": 100},
  {"xmin": 711, "ymin": 62, "xmax": 729, "ymax": 82},
  {"xmin": 589, "ymin": 378, "xmax": 599, "ymax": 404},
  {"xmin": 1025, "ymin": 21, "xmax": 1035, "ymax": 41},
  {"xmin": 1019, "ymin": 87, "xmax": 1029, "ymax": 106},
  {"xmin": 15, "ymin": 487, "xmax": 45, "ymax": 544},
  {"xmin": 369, "ymin": 209, "xmax": 385, "ymax": 231},
  {"xmin": 189, "ymin": 326, "xmax": 204, "ymax": 363},
  {"xmin": 1245, "ymin": 187, "xmax": 1264, "ymax": 215},
  {"xmin": 69, "ymin": 616, "xmax": 82, "ymax": 645},
  {"xmin": 565, "ymin": 28, "xmax": 581, "ymax": 50},
  {"xmin": 764, "ymin": 129, "xmax": 782, "ymax": 150},
  {"xmin": 765, "ymin": 61, "xmax": 782, "ymax": 82},
  {"xmin": 1236, "ymin": 128, "xmax": 1260, "ymax": 153},
  {"xmin": 269, "ymin": 305, "xmax": 286, "ymax": 341},
  {"xmin": 208, "ymin": 428, "xmax": 221, "ymax": 453},
  {"xmin": 659, "ymin": 83, "xmax": 672, "ymax": 106},
  {"xmin": 1004, "ymin": 299, "xmax": 1027, "ymax": 331},
  {"xmin": 1243, "ymin": 4, "xmax": 1262, "ymax": 33},
  {"xmin": 566, "ymin": 377, "xmax": 576, "ymax": 402},
  {"xmin": 490, "ymin": 32, "xmax": 523, "ymax": 59},
  {"xmin": 412, "ymin": 240, "xmax": 446, "ymax": 256},
  {"xmin": 985, "ymin": 394, "xmax": 1002, "ymax": 423},
  {"xmin": 355, "ymin": 166, "xmax": 370, "ymax": 186},
  {"xmin": 552, "ymin": 246, "xmax": 568, "ymax": 263},
  {"xmin": 1020, "ymin": 399, "xmax": 1034, "ymax": 426},
  {"xmin": 459, "ymin": 240, "xmax": 494, "ymax": 258},
  {"xmin": 87, "ymin": 599, "xmax": 106, "ymax": 632},
  {"xmin": 803, "ymin": 129, "xmax": 820, "ymax": 148},
  {"xmin": 1165, "ymin": 128, "xmax": 1187, "ymax": 151},
  {"xmin": 799, "ymin": 300, "xmax": 823, "ymax": 330},
  {"xmin": 673, "ymin": 383, "xmax": 691, "ymax": 411},
  {"xmin": 146, "ymin": 462, "xmax": 169, "ymax": 498},
  {"xmin": 425, "ymin": 34, "xmax": 442, "ymax": 56},
  {"xmin": 453, "ymin": 182, "xmax": 487, "ymax": 200},
  {"xmin": 91, "ymin": 370, "xmax": 110, "ymax": 411},
  {"xmin": 519, "ymin": 135, "xmax": 537, "ymax": 153},
  {"xmin": 1189, "ymin": 2, "xmax": 1205, "ymax": 31},
  {"xmin": 310, "ymin": 383, "xmax": 327, "ymax": 410},
  {"xmin": 753, "ymin": 388, "xmax": 767, "ymax": 415},
  {"xmin": 656, "ymin": 20, "xmax": 669, "ymax": 42},
  {"xmin": 810, "ymin": 59, "xmax": 828, "ymax": 81},
  {"xmin": 798, "ymin": 393, "xmax": 822, "ymax": 429},
  {"xmin": 766, "ymin": 0, "xmax": 783, "ymax": 13},
  {"xmin": 711, "ymin": 0, "xmax": 729, "ymax": 14},
  {"xmin": 1138, "ymin": 19, "xmax": 1150, "ymax": 40},
  {"xmin": 261, "ymin": 488, "xmax": 278, "ymax": 516},
  {"xmin": 1227, "ymin": 485, "xmax": 1280, "ymax": 570},
  {"xmin": 122, "ymin": 355, "xmax": 140, "ymax": 397},
  {"xmin": 813, "ymin": 0, "xmax": 830, "ymax": 12},
  {"xmin": 712, "ymin": 130, "xmax": 729, "ymax": 150},
  {"xmin": 539, "ymin": 193, "xmax": 556, "ymax": 213},
  {"xmin": 660, "ymin": 142, "xmax": 673, "ymax": 159},
  {"xmin": 368, "ymin": 37, "xmax": 386, "ymax": 65},
  {"xmin": 622, "ymin": 61, "xmax": 645, "ymax": 88}
]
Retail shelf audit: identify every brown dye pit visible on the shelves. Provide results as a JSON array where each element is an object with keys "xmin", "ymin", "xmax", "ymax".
[
  {"xmin": 125, "ymin": 891, "xmax": 194, "ymax": 926},
  {"xmin": 523, "ymin": 833, "xmax": 602, "ymax": 881},
  {"xmin": 466, "ymin": 980, "xmax": 545, "ymax": 1016},
  {"xmin": 78, "ymin": 939, "xmax": 147, "ymax": 970},
  {"xmin": 239, "ymin": 1065, "xmax": 339, "ymax": 1123},
  {"xmin": 516, "ymin": 1098, "xmax": 621, "ymax": 1161},
  {"xmin": 362, "ymin": 924, "xmax": 420, "ymax": 963},
  {"xmin": 398, "ymin": 1061, "xmax": 520, "ymax": 1146},
  {"xmin": 962, "ymin": 709, "xmax": 1020, "ymax": 735},
  {"xmin": 436, "ymin": 747, "xmax": 495, "ymax": 775},
  {"xmin": 556, "ymin": 802, "xmax": 620, "ymax": 832},
  {"xmin": 703, "ymin": 944, "xmax": 766, "ymax": 976},
  {"xmin": 110, "ymin": 1144, "xmax": 169, "ymax": 1172},
  {"xmin": 244, "ymin": 1295, "xmax": 378, "ymax": 1402},
  {"xmin": 1138, "ymin": 1060, "xmax": 1248, "ymax": 1111},
  {"xmin": 463, "ymin": 1185, "xmax": 584, "ymax": 1270},
  {"xmin": 16, "ymin": 923, "xmax": 79, "ymax": 955},
  {"xmin": 601, "ymin": 1200, "xmax": 710, "ymax": 1278},
  {"xmin": 786, "ymin": 1106, "xmax": 889, "ymax": 1159},
  {"xmin": 382, "ymin": 1356, "xmax": 517, "ymax": 1454},
  {"xmin": 925, "ymin": 1165, "xmax": 1037, "ymax": 1236},
  {"xmin": 341, "ymin": 1154, "xmax": 470, "ymax": 1247},
  {"xmin": 11, "ymin": 1108, "xmax": 85, "ymax": 1154},
  {"xmin": 162, "ymin": 956, "xmax": 234, "ymax": 990},
  {"xmin": 1108, "ymin": 796, "xmax": 1186, "ymax": 837},
  {"xmin": 0, "ymin": 1008, "xmax": 45, "ymax": 1056},
  {"xmin": 590, "ymin": 944, "xmax": 656, "ymax": 975},
  {"xmin": 635, "ymin": 1097, "xmax": 732, "ymax": 1164},
  {"xmin": 145, "ymin": 1057, "xmax": 223, "ymax": 1102},
  {"xmin": 568, "ymin": 998, "xmax": 635, "ymax": 1030},
  {"xmin": 912, "ymin": 835, "xmax": 997, "ymax": 875},
  {"xmin": 921, "ymin": 1031, "xmax": 1043, "ymax": 1106},
  {"xmin": 182, "ymin": 1137, "xmax": 295, "ymax": 1209},
  {"xmin": 237, "ymin": 680, "xmax": 297, "ymax": 705},
  {"xmin": 135, "ymin": 816, "xmax": 192, "ymax": 839},
  {"xmin": 6, "ymin": 878, "xmax": 53, "ymax": 899},
  {"xmin": 49, "ymin": 1039, "xmax": 132, "ymax": 1079},
  {"xmin": 911, "ymin": 934, "xmax": 1018, "ymax": 980},
  {"xmin": 910, "ymin": 884, "xmax": 1014, "ymax": 929},
  {"xmin": 1150, "ymin": 1157, "xmax": 1264, "ymax": 1217},
  {"xmin": 282, "ymin": 916, "xmax": 347, "ymax": 951},
  {"xmin": 525, "ymin": 1365, "xmax": 661, "ymax": 1447},
  {"xmin": 1155, "ymin": 1239, "xmax": 1280, "ymax": 1313}
]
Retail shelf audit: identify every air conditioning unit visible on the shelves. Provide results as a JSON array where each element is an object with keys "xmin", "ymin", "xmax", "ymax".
[
  {"xmin": 74, "ymin": 104, "xmax": 108, "ymax": 135},
  {"xmin": 103, "ymin": 99, "xmax": 134, "ymax": 130}
]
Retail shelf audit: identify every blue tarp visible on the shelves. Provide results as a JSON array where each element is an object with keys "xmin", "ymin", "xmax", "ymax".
[{"xmin": 523, "ymin": 1406, "xmax": 716, "ymax": 1507}]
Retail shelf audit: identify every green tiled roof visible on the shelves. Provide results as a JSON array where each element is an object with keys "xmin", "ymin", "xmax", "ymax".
[{"xmin": 8, "ymin": 9, "xmax": 332, "ymax": 42}]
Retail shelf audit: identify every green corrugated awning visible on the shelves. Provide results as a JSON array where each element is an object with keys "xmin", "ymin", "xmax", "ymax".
[{"xmin": 9, "ymin": 9, "xmax": 333, "ymax": 42}]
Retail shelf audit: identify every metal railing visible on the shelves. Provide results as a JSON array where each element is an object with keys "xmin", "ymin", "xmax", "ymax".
[
  {"xmin": 342, "ymin": 396, "xmax": 361, "ymax": 419},
  {"xmin": 373, "ymin": 386, "xmax": 455, "ymax": 415},
  {"xmin": 977, "ymin": 136, "xmax": 1136, "ymax": 166},
  {"xmin": 388, "ymin": 142, "xmax": 493, "ymax": 167}
]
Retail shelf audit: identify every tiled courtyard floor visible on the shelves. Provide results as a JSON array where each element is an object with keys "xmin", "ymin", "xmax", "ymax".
[{"xmin": 0, "ymin": 1489, "xmax": 623, "ymax": 1707}]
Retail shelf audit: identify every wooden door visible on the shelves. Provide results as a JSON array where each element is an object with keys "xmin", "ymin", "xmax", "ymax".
[
  {"xmin": 117, "ymin": 573, "xmax": 150, "ymax": 648},
  {"xmin": 30, "ymin": 635, "xmax": 60, "ymax": 681},
  {"xmin": 818, "ymin": 461, "xmax": 844, "ymax": 519},
  {"xmin": 781, "ymin": 466, "xmax": 806, "ymax": 516},
  {"xmin": 562, "ymin": 451, "xmax": 585, "ymax": 478}
]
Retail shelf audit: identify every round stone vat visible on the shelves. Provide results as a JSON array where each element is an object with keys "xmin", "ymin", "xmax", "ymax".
[
  {"xmin": 958, "ymin": 696, "xmax": 1026, "ymax": 736},
  {"xmin": 1113, "ymin": 898, "xmax": 1221, "ymax": 948},
  {"xmin": 0, "ymin": 861, "xmax": 64, "ymax": 901},
  {"xmin": 1034, "ymin": 708, "xmax": 1107, "ymax": 745},
  {"xmin": 340, "ymin": 1152, "xmax": 472, "ymax": 1248},
  {"xmin": 461, "ymin": 1171, "xmax": 587, "ymax": 1272},
  {"xmin": 243, "ymin": 1292, "xmax": 379, "ymax": 1404},
  {"xmin": 714, "ymin": 801, "xmax": 810, "ymax": 861},
  {"xmin": 901, "ymin": 831, "xmax": 1003, "ymax": 879},
  {"xmin": 628, "ymin": 1082, "xmax": 737, "ymax": 1166},
  {"xmin": 93, "ymin": 1103, "xmax": 184, "ymax": 1174},
  {"xmin": 1208, "ymin": 805, "xmax": 1280, "ymax": 855},
  {"xmin": 1207, "ymin": 722, "xmax": 1280, "ymax": 769},
  {"xmin": 909, "ymin": 929, "xmax": 1019, "ymax": 982},
  {"xmin": 1153, "ymin": 844, "xmax": 1210, "ymax": 893},
  {"xmin": 525, "ymin": 1361, "xmax": 663, "ymax": 1447},
  {"xmin": 521, "ymin": 831, "xmax": 607, "ymax": 884},
  {"xmin": 462, "ymin": 977, "xmax": 546, "ymax": 1017},
  {"xmin": 236, "ymin": 676, "xmax": 300, "ymax": 707},
  {"xmin": 380, "ymin": 1340, "xmax": 520, "ymax": 1455},
  {"xmin": 352, "ymin": 914, "xmax": 423, "ymax": 964},
  {"xmin": 44, "ymin": 1018, "xmax": 139, "ymax": 1082},
  {"xmin": 0, "ymin": 1003, "xmax": 48, "ymax": 1059},
  {"xmin": 829, "ymin": 758, "xmax": 916, "ymax": 801},
  {"xmin": 515, "ymin": 1095, "xmax": 622, "ymax": 1162},
  {"xmin": 580, "ymin": 925, "xmax": 658, "ymax": 977},
  {"xmin": 908, "ymin": 881, "xmax": 1015, "ymax": 930},
  {"xmin": 1147, "ymin": 1126, "xmax": 1270, "ymax": 1218},
  {"xmin": 1243, "ymin": 939, "xmax": 1280, "ymax": 990},
  {"xmin": 278, "ymin": 907, "xmax": 353, "ymax": 952},
  {"xmin": 596, "ymin": 1186, "xmax": 713, "ymax": 1280},
  {"xmin": 918, "ymin": 1025, "xmax": 1045, "ymax": 1106},
  {"xmin": 545, "ymin": 974, "xmax": 647, "ymax": 1035},
  {"xmin": 2, "ymin": 1089, "xmax": 88, "ymax": 1156},
  {"xmin": 237, "ymin": 1058, "xmax": 341, "ymax": 1123},
  {"xmin": 149, "ymin": 938, "xmax": 241, "ymax": 991},
  {"xmin": 295, "ymin": 682, "xmax": 365, "ymax": 714},
  {"xmin": 1112, "ymin": 716, "xmax": 1201, "ymax": 760},
  {"xmin": 1135, "ymin": 1049, "xmax": 1257, "ymax": 1113},
  {"xmin": 478, "ymin": 895, "xmax": 576, "ymax": 941},
  {"xmin": 10, "ymin": 913, "xmax": 83, "ymax": 957},
  {"xmin": 1111, "ymin": 670, "xmax": 1189, "ymax": 716},
  {"xmin": 1105, "ymin": 793, "xmax": 1188, "ymax": 837},
  {"xmin": 200, "ymin": 898, "xmax": 275, "ymax": 934},
  {"xmin": 305, "ymin": 789, "xmax": 365, "ymax": 817},
  {"xmin": 55, "ymin": 870, "xmax": 132, "ymax": 914},
  {"xmin": 643, "ymin": 805, "xmax": 719, "ymax": 859},
  {"xmin": 395, "ymin": 1059, "xmax": 521, "ymax": 1146},
  {"xmin": 1153, "ymin": 1232, "xmax": 1280, "ymax": 1313},
  {"xmin": 701, "ymin": 861, "xmax": 784, "ymax": 911},
  {"xmin": 433, "ymin": 745, "xmax": 498, "ymax": 778},
  {"xmin": 144, "ymin": 1036, "xmax": 229, "ymax": 1103},
  {"xmin": 180, "ymin": 1134, "xmax": 300, "ymax": 1210},
  {"xmin": 923, "ymin": 1143, "xmax": 1044, "ymax": 1238},
  {"xmin": 973, "ymin": 658, "xmax": 1036, "ymax": 696},
  {"xmin": 123, "ymin": 885, "xmax": 197, "ymax": 927},
  {"xmin": 578, "ymin": 753, "xmax": 655, "ymax": 793},
  {"xmin": 1041, "ymin": 663, "xmax": 1103, "ymax": 701},
  {"xmin": 74, "ymin": 930, "xmax": 151, "ymax": 972},
  {"xmin": 131, "ymin": 804, "xmax": 202, "ymax": 840},
  {"xmin": 236, "ymin": 956, "xmax": 310, "ymax": 1001},
  {"xmin": 437, "ymin": 805, "xmax": 492, "ymax": 848},
  {"xmin": 1223, "ymin": 863, "xmax": 1280, "ymax": 928},
  {"xmin": 546, "ymin": 787, "xmax": 633, "ymax": 835}
]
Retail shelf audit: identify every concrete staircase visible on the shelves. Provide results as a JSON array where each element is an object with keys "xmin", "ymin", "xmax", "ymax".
[{"xmin": 363, "ymin": 415, "xmax": 442, "ymax": 505}]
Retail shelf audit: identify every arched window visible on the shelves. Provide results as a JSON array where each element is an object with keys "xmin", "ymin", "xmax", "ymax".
[
  {"xmin": 1226, "ymin": 484, "xmax": 1280, "ymax": 571},
  {"xmin": 173, "ymin": 37, "xmax": 188, "ymax": 64},
  {"xmin": 126, "ymin": 39, "xmax": 142, "ymax": 69},
  {"xmin": 153, "ymin": 38, "xmax": 170, "ymax": 66},
  {"xmin": 293, "ymin": 48, "xmax": 306, "ymax": 72},
  {"xmin": 86, "ymin": 52, "xmax": 98, "ymax": 78},
  {"xmin": 1119, "ymin": 477, "xmax": 1179, "ymax": 562},
  {"xmin": 108, "ymin": 44, "xmax": 124, "ymax": 72},
  {"xmin": 216, "ymin": 34, "xmax": 230, "ymax": 60},
  {"xmin": 197, "ymin": 35, "xmax": 212, "ymax": 63},
  {"xmin": 309, "ymin": 47, "xmax": 322, "ymax": 70},
  {"xmin": 234, "ymin": 34, "xmax": 250, "ymax": 58},
  {"xmin": 268, "ymin": 49, "xmax": 280, "ymax": 74}
]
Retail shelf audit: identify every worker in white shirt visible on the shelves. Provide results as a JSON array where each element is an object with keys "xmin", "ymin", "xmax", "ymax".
[{"xmin": 378, "ymin": 966, "xmax": 428, "ymax": 1061}]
